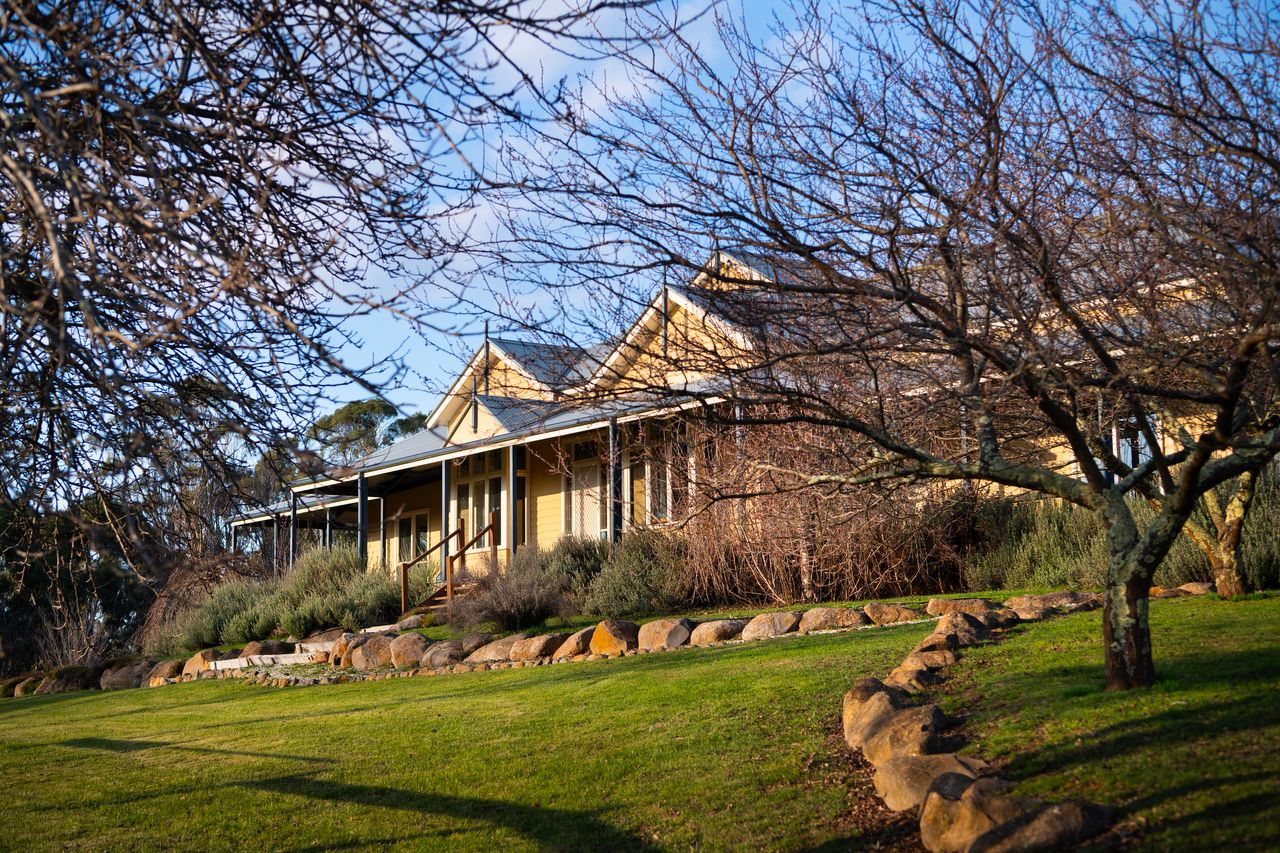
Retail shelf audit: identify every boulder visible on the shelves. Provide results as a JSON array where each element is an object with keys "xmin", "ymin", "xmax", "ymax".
[
  {"xmin": 902, "ymin": 649, "xmax": 959, "ymax": 670},
  {"xmin": 303, "ymin": 626, "xmax": 346, "ymax": 645},
  {"xmin": 968, "ymin": 800, "xmax": 1114, "ymax": 852},
  {"xmin": 863, "ymin": 602, "xmax": 926, "ymax": 625},
  {"xmin": 396, "ymin": 614, "xmax": 425, "ymax": 631},
  {"xmin": 862, "ymin": 703, "xmax": 958, "ymax": 766},
  {"xmin": 13, "ymin": 677, "xmax": 40, "ymax": 697},
  {"xmin": 390, "ymin": 633, "xmax": 432, "ymax": 668},
  {"xmin": 1004, "ymin": 591, "xmax": 1101, "ymax": 614},
  {"xmin": 553, "ymin": 627, "xmax": 595, "ymax": 658},
  {"xmin": 351, "ymin": 635, "xmax": 394, "ymax": 671},
  {"xmin": 34, "ymin": 665, "xmax": 99, "ymax": 695},
  {"xmin": 1008, "ymin": 603, "xmax": 1054, "ymax": 622},
  {"xmin": 740, "ymin": 611, "xmax": 801, "ymax": 642},
  {"xmin": 331, "ymin": 632, "xmax": 361, "ymax": 663},
  {"xmin": 422, "ymin": 641, "xmax": 464, "ymax": 669},
  {"xmin": 219, "ymin": 648, "xmax": 244, "ymax": 661},
  {"xmin": 181, "ymin": 649, "xmax": 222, "ymax": 678},
  {"xmin": 916, "ymin": 612, "xmax": 993, "ymax": 654},
  {"xmin": 925, "ymin": 598, "xmax": 1001, "ymax": 617},
  {"xmin": 798, "ymin": 607, "xmax": 870, "ymax": 633},
  {"xmin": 886, "ymin": 662, "xmax": 944, "ymax": 693},
  {"xmin": 873, "ymin": 753, "xmax": 989, "ymax": 812},
  {"xmin": 589, "ymin": 620, "xmax": 640, "ymax": 656},
  {"xmin": 461, "ymin": 632, "xmax": 495, "ymax": 656},
  {"xmin": 100, "ymin": 660, "xmax": 155, "ymax": 691},
  {"xmin": 689, "ymin": 619, "xmax": 748, "ymax": 646},
  {"xmin": 638, "ymin": 618, "xmax": 695, "ymax": 650},
  {"xmin": 1, "ymin": 675, "xmax": 31, "ymax": 698},
  {"xmin": 309, "ymin": 650, "xmax": 330, "ymax": 664},
  {"xmin": 1179, "ymin": 581, "xmax": 1214, "ymax": 595},
  {"xmin": 339, "ymin": 634, "xmax": 370, "ymax": 668},
  {"xmin": 510, "ymin": 633, "xmax": 571, "ymax": 661},
  {"xmin": 842, "ymin": 679, "xmax": 908, "ymax": 750},
  {"xmin": 146, "ymin": 660, "xmax": 182, "ymax": 684},
  {"xmin": 920, "ymin": 776, "xmax": 1040, "ymax": 852},
  {"xmin": 971, "ymin": 608, "xmax": 1020, "ymax": 631},
  {"xmin": 241, "ymin": 640, "xmax": 294, "ymax": 658},
  {"xmin": 466, "ymin": 632, "xmax": 532, "ymax": 663}
]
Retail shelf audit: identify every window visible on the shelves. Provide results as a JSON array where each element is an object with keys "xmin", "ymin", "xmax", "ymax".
[
  {"xmin": 455, "ymin": 454, "xmax": 503, "ymax": 545},
  {"xmin": 514, "ymin": 474, "xmax": 527, "ymax": 547},
  {"xmin": 642, "ymin": 434, "xmax": 692, "ymax": 525},
  {"xmin": 398, "ymin": 518, "xmax": 411, "ymax": 563},
  {"xmin": 1117, "ymin": 417, "xmax": 1155, "ymax": 469},
  {"xmin": 650, "ymin": 447, "xmax": 669, "ymax": 522},
  {"xmin": 628, "ymin": 460, "xmax": 644, "ymax": 527},
  {"xmin": 396, "ymin": 512, "xmax": 430, "ymax": 564}
]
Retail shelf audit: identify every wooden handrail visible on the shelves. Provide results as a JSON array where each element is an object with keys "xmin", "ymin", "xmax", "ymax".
[
  {"xmin": 457, "ymin": 519, "xmax": 495, "ymax": 556},
  {"xmin": 399, "ymin": 510, "xmax": 499, "ymax": 615},
  {"xmin": 401, "ymin": 525, "xmax": 461, "ymax": 572}
]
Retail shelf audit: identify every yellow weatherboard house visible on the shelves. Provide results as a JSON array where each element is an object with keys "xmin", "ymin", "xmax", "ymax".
[{"xmin": 229, "ymin": 252, "xmax": 758, "ymax": 587}]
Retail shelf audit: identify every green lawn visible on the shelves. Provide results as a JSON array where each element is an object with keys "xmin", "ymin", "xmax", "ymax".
[
  {"xmin": 5, "ymin": 595, "xmax": 1276, "ymax": 852},
  {"xmin": 0, "ymin": 622, "xmax": 931, "ymax": 852},
  {"xmin": 936, "ymin": 595, "xmax": 1280, "ymax": 852}
]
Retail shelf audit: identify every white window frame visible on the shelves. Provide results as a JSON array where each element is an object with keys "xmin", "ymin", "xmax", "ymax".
[{"xmin": 452, "ymin": 451, "xmax": 506, "ymax": 547}]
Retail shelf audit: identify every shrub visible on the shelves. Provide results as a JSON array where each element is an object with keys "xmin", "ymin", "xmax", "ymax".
[
  {"xmin": 153, "ymin": 545, "xmax": 403, "ymax": 654},
  {"xmin": 963, "ymin": 494, "xmax": 1221, "ymax": 592},
  {"xmin": 1241, "ymin": 467, "xmax": 1280, "ymax": 591},
  {"xmin": 449, "ymin": 547, "xmax": 573, "ymax": 631},
  {"xmin": 170, "ymin": 577, "xmax": 271, "ymax": 651},
  {"xmin": 544, "ymin": 536, "xmax": 608, "ymax": 603},
  {"xmin": 583, "ymin": 530, "xmax": 685, "ymax": 617}
]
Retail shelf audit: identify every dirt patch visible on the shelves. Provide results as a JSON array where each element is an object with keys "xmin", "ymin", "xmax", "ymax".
[{"xmin": 819, "ymin": 719, "xmax": 924, "ymax": 851}]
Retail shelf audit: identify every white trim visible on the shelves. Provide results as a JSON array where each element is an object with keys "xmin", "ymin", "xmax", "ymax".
[
  {"xmin": 291, "ymin": 395, "xmax": 724, "ymax": 492},
  {"xmin": 230, "ymin": 495, "xmax": 358, "ymax": 528},
  {"xmin": 426, "ymin": 340, "xmax": 556, "ymax": 430}
]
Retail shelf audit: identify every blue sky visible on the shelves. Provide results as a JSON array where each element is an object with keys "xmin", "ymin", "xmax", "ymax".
[{"xmin": 322, "ymin": 0, "xmax": 764, "ymax": 419}]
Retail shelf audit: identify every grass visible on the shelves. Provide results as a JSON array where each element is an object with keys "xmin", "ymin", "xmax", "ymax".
[
  {"xmin": 6, "ymin": 593, "xmax": 1274, "ymax": 851},
  {"xmin": 936, "ymin": 594, "xmax": 1280, "ymax": 852},
  {"xmin": 0, "ymin": 621, "xmax": 933, "ymax": 852}
]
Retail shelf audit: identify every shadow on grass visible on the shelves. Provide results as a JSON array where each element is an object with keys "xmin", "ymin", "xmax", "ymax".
[
  {"xmin": 963, "ymin": 641, "xmax": 1279, "ymax": 841},
  {"xmin": 242, "ymin": 774, "xmax": 658, "ymax": 853},
  {"xmin": 61, "ymin": 736, "xmax": 333, "ymax": 764}
]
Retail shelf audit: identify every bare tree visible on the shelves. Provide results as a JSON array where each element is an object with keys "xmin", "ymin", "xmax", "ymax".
[
  {"xmin": 0, "ymin": 0, "xmax": 649, "ymax": 663},
  {"xmin": 476, "ymin": 0, "xmax": 1280, "ymax": 689}
]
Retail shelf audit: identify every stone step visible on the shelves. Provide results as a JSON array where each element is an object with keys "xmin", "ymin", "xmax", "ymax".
[{"xmin": 209, "ymin": 653, "xmax": 314, "ymax": 671}]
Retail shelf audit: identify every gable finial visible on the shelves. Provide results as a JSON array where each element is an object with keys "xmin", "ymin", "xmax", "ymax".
[
  {"xmin": 662, "ymin": 268, "xmax": 669, "ymax": 358},
  {"xmin": 483, "ymin": 319, "xmax": 491, "ymax": 396}
]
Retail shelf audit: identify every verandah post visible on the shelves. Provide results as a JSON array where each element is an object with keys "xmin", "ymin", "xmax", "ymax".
[
  {"xmin": 288, "ymin": 492, "xmax": 298, "ymax": 571},
  {"xmin": 488, "ymin": 509, "xmax": 498, "ymax": 570},
  {"xmin": 440, "ymin": 460, "xmax": 450, "ymax": 585},
  {"xmin": 607, "ymin": 417, "xmax": 622, "ymax": 553},
  {"xmin": 356, "ymin": 473, "xmax": 368, "ymax": 567},
  {"xmin": 399, "ymin": 561, "xmax": 409, "ymax": 616}
]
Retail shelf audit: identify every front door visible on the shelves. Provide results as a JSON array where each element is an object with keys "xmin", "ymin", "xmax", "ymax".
[{"xmin": 570, "ymin": 461, "xmax": 604, "ymax": 539}]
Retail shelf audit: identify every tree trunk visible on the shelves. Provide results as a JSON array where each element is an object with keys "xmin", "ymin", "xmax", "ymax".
[
  {"xmin": 1211, "ymin": 548, "xmax": 1247, "ymax": 598},
  {"xmin": 1212, "ymin": 473, "xmax": 1254, "ymax": 598},
  {"xmin": 1102, "ymin": 508, "xmax": 1156, "ymax": 690},
  {"xmin": 1102, "ymin": 570, "xmax": 1156, "ymax": 690}
]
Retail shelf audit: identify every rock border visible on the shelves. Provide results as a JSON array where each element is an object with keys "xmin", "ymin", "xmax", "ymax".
[
  {"xmin": 839, "ymin": 582, "xmax": 1216, "ymax": 851},
  {"xmin": 141, "ymin": 600, "xmax": 944, "ymax": 690}
]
